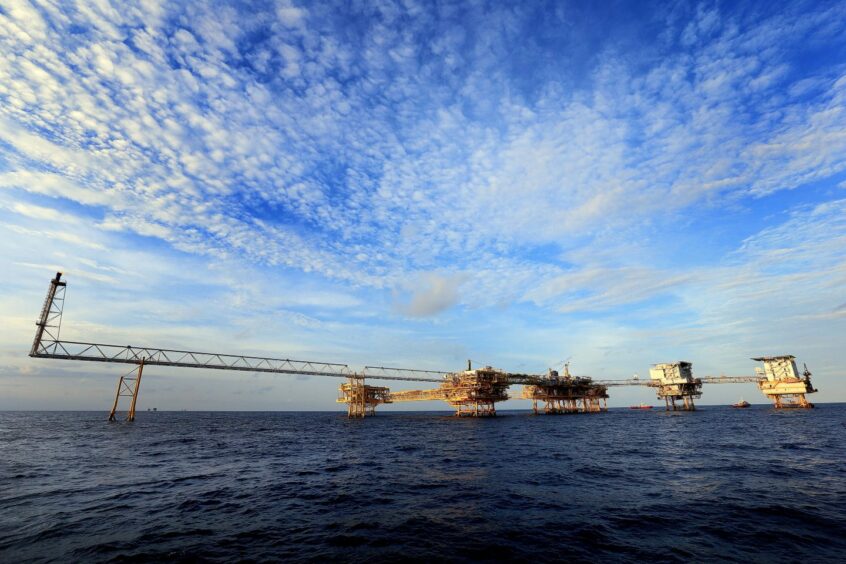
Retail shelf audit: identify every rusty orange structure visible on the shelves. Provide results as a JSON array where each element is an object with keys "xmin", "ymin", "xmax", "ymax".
[
  {"xmin": 337, "ymin": 378, "xmax": 392, "ymax": 417},
  {"xmin": 108, "ymin": 359, "xmax": 145, "ymax": 422},
  {"xmin": 520, "ymin": 364, "xmax": 608, "ymax": 414},
  {"xmin": 338, "ymin": 363, "xmax": 610, "ymax": 417},
  {"xmin": 386, "ymin": 365, "xmax": 511, "ymax": 416}
]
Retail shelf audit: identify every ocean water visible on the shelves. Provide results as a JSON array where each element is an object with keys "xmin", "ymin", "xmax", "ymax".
[{"xmin": 1, "ymin": 406, "xmax": 845, "ymax": 563}]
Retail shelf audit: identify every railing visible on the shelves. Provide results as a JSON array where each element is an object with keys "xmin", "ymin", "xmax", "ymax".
[
  {"xmin": 389, "ymin": 388, "xmax": 448, "ymax": 402},
  {"xmin": 698, "ymin": 375, "xmax": 766, "ymax": 384}
]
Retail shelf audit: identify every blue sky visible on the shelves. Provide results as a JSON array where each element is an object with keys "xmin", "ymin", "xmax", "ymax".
[{"xmin": 1, "ymin": 0, "xmax": 845, "ymax": 410}]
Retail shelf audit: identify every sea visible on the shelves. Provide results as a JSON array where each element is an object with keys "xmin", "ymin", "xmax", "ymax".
[{"xmin": 1, "ymin": 405, "xmax": 845, "ymax": 563}]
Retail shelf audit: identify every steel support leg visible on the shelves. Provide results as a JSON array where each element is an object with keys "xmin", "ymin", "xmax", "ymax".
[
  {"xmin": 108, "ymin": 377, "xmax": 122, "ymax": 422},
  {"xmin": 108, "ymin": 359, "xmax": 145, "ymax": 422},
  {"xmin": 127, "ymin": 359, "xmax": 144, "ymax": 422}
]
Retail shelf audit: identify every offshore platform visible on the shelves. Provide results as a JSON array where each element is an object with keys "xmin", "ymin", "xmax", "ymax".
[{"xmin": 29, "ymin": 273, "xmax": 819, "ymax": 419}]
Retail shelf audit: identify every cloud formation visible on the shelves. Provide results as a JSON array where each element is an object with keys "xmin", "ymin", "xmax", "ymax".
[
  {"xmin": 397, "ymin": 273, "xmax": 467, "ymax": 317},
  {"xmin": 1, "ymin": 0, "xmax": 845, "ymax": 408}
]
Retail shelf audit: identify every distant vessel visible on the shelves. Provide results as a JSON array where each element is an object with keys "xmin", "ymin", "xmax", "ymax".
[
  {"xmin": 732, "ymin": 399, "xmax": 751, "ymax": 408},
  {"xmin": 630, "ymin": 403, "xmax": 653, "ymax": 410}
]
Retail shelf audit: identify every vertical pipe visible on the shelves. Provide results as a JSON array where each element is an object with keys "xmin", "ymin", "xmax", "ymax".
[
  {"xmin": 363, "ymin": 385, "xmax": 367, "ymax": 416},
  {"xmin": 347, "ymin": 378, "xmax": 354, "ymax": 417}
]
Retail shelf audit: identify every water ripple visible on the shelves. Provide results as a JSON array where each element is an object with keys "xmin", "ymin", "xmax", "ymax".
[{"xmin": 1, "ymin": 407, "xmax": 845, "ymax": 562}]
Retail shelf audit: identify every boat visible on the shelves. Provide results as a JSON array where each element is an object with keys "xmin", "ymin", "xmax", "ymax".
[
  {"xmin": 732, "ymin": 399, "xmax": 751, "ymax": 408},
  {"xmin": 629, "ymin": 403, "xmax": 653, "ymax": 410}
]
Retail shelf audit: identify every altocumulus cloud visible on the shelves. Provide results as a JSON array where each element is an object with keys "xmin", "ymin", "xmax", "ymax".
[{"xmin": 0, "ymin": 0, "xmax": 845, "ymax": 408}]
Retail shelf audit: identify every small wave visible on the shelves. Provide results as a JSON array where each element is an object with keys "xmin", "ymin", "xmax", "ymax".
[{"xmin": 2, "ymin": 409, "xmax": 845, "ymax": 562}]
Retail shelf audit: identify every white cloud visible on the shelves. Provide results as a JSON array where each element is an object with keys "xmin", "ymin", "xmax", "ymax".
[
  {"xmin": 277, "ymin": 5, "xmax": 306, "ymax": 28},
  {"xmin": 5, "ymin": 201, "xmax": 78, "ymax": 222},
  {"xmin": 0, "ymin": 118, "xmax": 97, "ymax": 173},
  {"xmin": 1, "ymin": 2, "xmax": 843, "ymax": 300},
  {"xmin": 3, "ymin": 0, "xmax": 49, "ymax": 41},
  {"xmin": 1, "ymin": 1, "xmax": 845, "ymax": 407},
  {"xmin": 524, "ymin": 267, "xmax": 692, "ymax": 313},
  {"xmin": 3, "ymin": 224, "xmax": 105, "ymax": 250},
  {"xmin": 397, "ymin": 273, "xmax": 467, "ymax": 317},
  {"xmin": 0, "ymin": 170, "xmax": 115, "ymax": 206},
  {"xmin": 14, "ymin": 261, "xmax": 118, "ymax": 283}
]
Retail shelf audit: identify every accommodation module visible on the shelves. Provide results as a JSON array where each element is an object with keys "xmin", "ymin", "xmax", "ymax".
[{"xmin": 753, "ymin": 356, "xmax": 816, "ymax": 408}]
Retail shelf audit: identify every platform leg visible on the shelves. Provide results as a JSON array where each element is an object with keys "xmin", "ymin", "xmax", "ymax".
[
  {"xmin": 108, "ymin": 377, "xmax": 122, "ymax": 422},
  {"xmin": 107, "ymin": 358, "xmax": 145, "ymax": 422},
  {"xmin": 126, "ymin": 360, "xmax": 144, "ymax": 422}
]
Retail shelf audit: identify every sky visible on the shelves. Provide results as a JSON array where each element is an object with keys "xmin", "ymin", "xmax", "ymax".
[{"xmin": 1, "ymin": 0, "xmax": 845, "ymax": 411}]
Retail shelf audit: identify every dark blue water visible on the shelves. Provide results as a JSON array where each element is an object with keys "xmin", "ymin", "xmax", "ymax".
[{"xmin": 2, "ymin": 406, "xmax": 845, "ymax": 562}]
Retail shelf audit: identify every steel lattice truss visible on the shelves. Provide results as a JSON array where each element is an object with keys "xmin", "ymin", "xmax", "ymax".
[
  {"xmin": 361, "ymin": 366, "xmax": 448, "ymax": 383},
  {"xmin": 698, "ymin": 375, "xmax": 765, "ymax": 384},
  {"xmin": 31, "ymin": 340, "xmax": 767, "ymax": 385},
  {"xmin": 32, "ymin": 339, "xmax": 355, "ymax": 378},
  {"xmin": 505, "ymin": 373, "xmax": 622, "ymax": 386},
  {"xmin": 593, "ymin": 378, "xmax": 657, "ymax": 387}
]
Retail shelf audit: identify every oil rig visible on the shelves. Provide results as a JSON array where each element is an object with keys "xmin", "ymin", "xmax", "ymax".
[
  {"xmin": 336, "ymin": 363, "xmax": 608, "ymax": 417},
  {"xmin": 753, "ymin": 356, "xmax": 817, "ymax": 408},
  {"xmin": 29, "ymin": 273, "xmax": 819, "ymax": 419},
  {"xmin": 649, "ymin": 362, "xmax": 702, "ymax": 411},
  {"xmin": 519, "ymin": 363, "xmax": 608, "ymax": 414}
]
